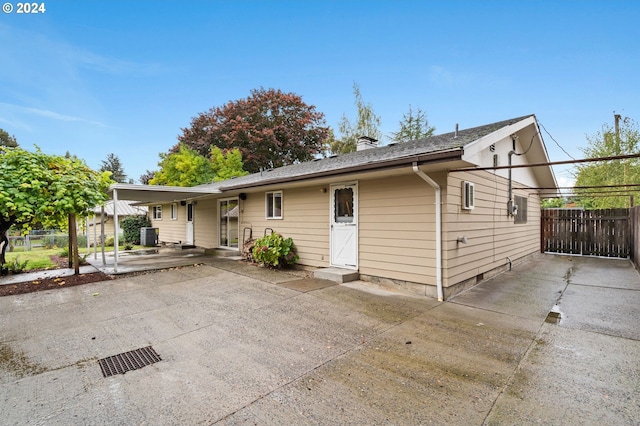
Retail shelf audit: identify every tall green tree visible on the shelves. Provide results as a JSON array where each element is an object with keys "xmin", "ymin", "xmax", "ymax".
[
  {"xmin": 177, "ymin": 88, "xmax": 329, "ymax": 173},
  {"xmin": 329, "ymin": 82, "xmax": 382, "ymax": 155},
  {"xmin": 390, "ymin": 105, "xmax": 435, "ymax": 143},
  {"xmin": 99, "ymin": 153, "xmax": 127, "ymax": 183},
  {"xmin": 210, "ymin": 147, "xmax": 249, "ymax": 182},
  {"xmin": 150, "ymin": 145, "xmax": 249, "ymax": 186},
  {"xmin": 0, "ymin": 129, "xmax": 18, "ymax": 147},
  {"xmin": 150, "ymin": 144, "xmax": 215, "ymax": 187},
  {"xmin": 0, "ymin": 146, "xmax": 111, "ymax": 269},
  {"xmin": 573, "ymin": 117, "xmax": 640, "ymax": 208}
]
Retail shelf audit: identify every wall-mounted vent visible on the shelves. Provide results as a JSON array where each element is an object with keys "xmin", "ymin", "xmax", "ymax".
[{"xmin": 462, "ymin": 181, "xmax": 475, "ymax": 210}]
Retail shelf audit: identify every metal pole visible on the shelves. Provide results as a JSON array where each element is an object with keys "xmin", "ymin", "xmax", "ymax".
[
  {"xmin": 101, "ymin": 206, "xmax": 106, "ymax": 266},
  {"xmin": 93, "ymin": 213, "xmax": 97, "ymax": 259},
  {"xmin": 113, "ymin": 189, "xmax": 119, "ymax": 273}
]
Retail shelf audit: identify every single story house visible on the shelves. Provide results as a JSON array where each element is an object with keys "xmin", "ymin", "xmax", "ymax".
[
  {"xmin": 109, "ymin": 114, "xmax": 558, "ymax": 300},
  {"xmin": 85, "ymin": 200, "xmax": 147, "ymax": 246}
]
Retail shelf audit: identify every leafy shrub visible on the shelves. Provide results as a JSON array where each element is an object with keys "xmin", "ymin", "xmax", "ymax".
[
  {"xmin": 121, "ymin": 216, "xmax": 151, "ymax": 245},
  {"xmin": 48, "ymin": 234, "xmax": 86, "ymax": 249},
  {"xmin": 103, "ymin": 235, "xmax": 125, "ymax": 247},
  {"xmin": 59, "ymin": 248, "xmax": 89, "ymax": 265},
  {"xmin": 6, "ymin": 256, "xmax": 29, "ymax": 274},
  {"xmin": 252, "ymin": 233, "xmax": 298, "ymax": 268},
  {"xmin": 124, "ymin": 243, "xmax": 133, "ymax": 251}
]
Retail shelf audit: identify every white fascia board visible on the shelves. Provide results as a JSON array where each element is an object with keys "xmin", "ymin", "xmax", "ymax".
[
  {"xmin": 108, "ymin": 183, "xmax": 221, "ymax": 203},
  {"xmin": 462, "ymin": 116, "xmax": 537, "ymax": 164}
]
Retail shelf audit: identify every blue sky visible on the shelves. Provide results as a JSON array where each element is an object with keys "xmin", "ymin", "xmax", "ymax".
[{"xmin": 1, "ymin": 1, "xmax": 639, "ymax": 187}]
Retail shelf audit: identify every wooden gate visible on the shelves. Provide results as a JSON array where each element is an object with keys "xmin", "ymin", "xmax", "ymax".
[{"xmin": 541, "ymin": 208, "xmax": 630, "ymax": 258}]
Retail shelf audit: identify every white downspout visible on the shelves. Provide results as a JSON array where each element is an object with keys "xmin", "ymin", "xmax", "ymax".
[{"xmin": 413, "ymin": 163, "xmax": 444, "ymax": 301}]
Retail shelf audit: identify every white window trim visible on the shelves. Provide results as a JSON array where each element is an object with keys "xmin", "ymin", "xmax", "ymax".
[
  {"xmin": 265, "ymin": 191, "xmax": 283, "ymax": 219},
  {"xmin": 462, "ymin": 181, "xmax": 475, "ymax": 210},
  {"xmin": 170, "ymin": 203, "xmax": 178, "ymax": 220},
  {"xmin": 153, "ymin": 205, "xmax": 163, "ymax": 220}
]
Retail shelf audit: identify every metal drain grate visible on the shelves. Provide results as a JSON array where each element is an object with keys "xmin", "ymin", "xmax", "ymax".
[{"xmin": 98, "ymin": 346, "xmax": 162, "ymax": 377}]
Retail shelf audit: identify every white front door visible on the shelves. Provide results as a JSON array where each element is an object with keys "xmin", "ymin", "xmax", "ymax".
[
  {"xmin": 330, "ymin": 183, "xmax": 358, "ymax": 269},
  {"xmin": 186, "ymin": 202, "xmax": 194, "ymax": 245}
]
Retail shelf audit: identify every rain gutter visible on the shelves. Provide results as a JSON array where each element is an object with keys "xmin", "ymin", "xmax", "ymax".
[
  {"xmin": 412, "ymin": 162, "xmax": 444, "ymax": 302},
  {"xmin": 219, "ymin": 149, "xmax": 463, "ymax": 191}
]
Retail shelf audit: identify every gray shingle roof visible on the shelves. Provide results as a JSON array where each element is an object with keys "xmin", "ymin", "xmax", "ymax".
[
  {"xmin": 198, "ymin": 115, "xmax": 533, "ymax": 192},
  {"xmin": 91, "ymin": 199, "xmax": 148, "ymax": 216}
]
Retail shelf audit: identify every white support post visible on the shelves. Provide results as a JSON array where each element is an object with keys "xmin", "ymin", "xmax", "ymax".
[
  {"xmin": 100, "ymin": 206, "xmax": 106, "ymax": 266},
  {"xmin": 93, "ymin": 213, "xmax": 97, "ymax": 259},
  {"xmin": 113, "ymin": 189, "xmax": 119, "ymax": 273}
]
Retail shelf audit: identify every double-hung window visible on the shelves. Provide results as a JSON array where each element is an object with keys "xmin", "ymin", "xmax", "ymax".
[
  {"xmin": 266, "ymin": 191, "xmax": 283, "ymax": 219},
  {"xmin": 152, "ymin": 205, "xmax": 162, "ymax": 220},
  {"xmin": 462, "ymin": 181, "xmax": 475, "ymax": 210},
  {"xmin": 170, "ymin": 203, "xmax": 178, "ymax": 220}
]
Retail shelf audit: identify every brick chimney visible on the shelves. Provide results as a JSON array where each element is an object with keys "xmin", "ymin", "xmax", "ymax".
[{"xmin": 356, "ymin": 136, "xmax": 378, "ymax": 151}]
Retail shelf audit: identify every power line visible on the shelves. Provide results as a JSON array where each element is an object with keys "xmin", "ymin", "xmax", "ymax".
[
  {"xmin": 450, "ymin": 153, "xmax": 640, "ymax": 172},
  {"xmin": 515, "ymin": 183, "xmax": 640, "ymax": 190},
  {"xmin": 538, "ymin": 121, "xmax": 576, "ymax": 160}
]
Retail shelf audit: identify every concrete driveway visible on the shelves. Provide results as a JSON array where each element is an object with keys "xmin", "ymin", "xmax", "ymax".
[{"xmin": 1, "ymin": 254, "xmax": 639, "ymax": 425}]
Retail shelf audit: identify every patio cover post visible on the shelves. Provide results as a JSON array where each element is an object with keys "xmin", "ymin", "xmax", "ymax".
[
  {"xmin": 93, "ymin": 213, "xmax": 97, "ymax": 259},
  {"xmin": 113, "ymin": 188, "xmax": 119, "ymax": 273},
  {"xmin": 100, "ymin": 206, "xmax": 106, "ymax": 265},
  {"xmin": 86, "ymin": 217, "xmax": 90, "ymax": 252}
]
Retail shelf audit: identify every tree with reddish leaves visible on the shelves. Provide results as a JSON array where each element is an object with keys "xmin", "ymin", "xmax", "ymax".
[{"xmin": 176, "ymin": 88, "xmax": 330, "ymax": 173}]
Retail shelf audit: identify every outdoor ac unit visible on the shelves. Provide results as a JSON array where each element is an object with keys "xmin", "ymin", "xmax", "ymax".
[{"xmin": 140, "ymin": 227, "xmax": 158, "ymax": 247}]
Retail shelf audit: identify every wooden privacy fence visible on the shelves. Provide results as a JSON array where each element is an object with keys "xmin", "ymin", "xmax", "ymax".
[{"xmin": 541, "ymin": 208, "xmax": 630, "ymax": 258}]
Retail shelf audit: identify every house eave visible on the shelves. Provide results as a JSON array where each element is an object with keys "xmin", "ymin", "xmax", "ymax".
[{"xmin": 108, "ymin": 183, "xmax": 221, "ymax": 203}]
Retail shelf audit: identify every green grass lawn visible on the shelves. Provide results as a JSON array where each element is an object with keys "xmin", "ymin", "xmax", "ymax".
[
  {"xmin": 5, "ymin": 248, "xmax": 61, "ymax": 270},
  {"xmin": 5, "ymin": 245, "xmax": 142, "ymax": 271}
]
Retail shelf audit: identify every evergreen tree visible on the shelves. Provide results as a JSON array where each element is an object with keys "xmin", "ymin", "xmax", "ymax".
[
  {"xmin": 99, "ymin": 153, "xmax": 127, "ymax": 183},
  {"xmin": 0, "ymin": 129, "xmax": 18, "ymax": 147}
]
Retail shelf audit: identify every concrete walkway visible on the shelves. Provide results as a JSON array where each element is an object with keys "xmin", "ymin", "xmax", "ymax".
[
  {"xmin": 0, "ymin": 247, "xmax": 218, "ymax": 286},
  {"xmin": 0, "ymin": 254, "xmax": 638, "ymax": 425}
]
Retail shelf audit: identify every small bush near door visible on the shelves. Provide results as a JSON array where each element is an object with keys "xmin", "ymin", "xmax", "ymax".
[{"xmin": 252, "ymin": 233, "xmax": 299, "ymax": 268}]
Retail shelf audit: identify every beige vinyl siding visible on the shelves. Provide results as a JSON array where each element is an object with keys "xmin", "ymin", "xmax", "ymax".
[
  {"xmin": 194, "ymin": 198, "xmax": 218, "ymax": 248},
  {"xmin": 359, "ymin": 175, "xmax": 437, "ymax": 286},
  {"xmin": 86, "ymin": 216, "xmax": 117, "ymax": 246},
  {"xmin": 86, "ymin": 215, "xmax": 149, "ymax": 245},
  {"xmin": 444, "ymin": 170, "xmax": 541, "ymax": 287},
  {"xmin": 240, "ymin": 187, "xmax": 329, "ymax": 267},
  {"xmin": 151, "ymin": 203, "xmax": 186, "ymax": 244}
]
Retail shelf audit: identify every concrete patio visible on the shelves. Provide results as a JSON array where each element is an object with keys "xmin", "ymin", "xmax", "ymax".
[{"xmin": 1, "ymin": 254, "xmax": 639, "ymax": 425}]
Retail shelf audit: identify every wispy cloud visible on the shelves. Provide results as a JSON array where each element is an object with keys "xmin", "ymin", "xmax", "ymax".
[
  {"xmin": 428, "ymin": 66, "xmax": 474, "ymax": 88},
  {"xmin": 0, "ymin": 22, "xmax": 169, "ymax": 78},
  {"xmin": 0, "ymin": 102, "xmax": 107, "ymax": 127},
  {"xmin": 429, "ymin": 66, "xmax": 455, "ymax": 86}
]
